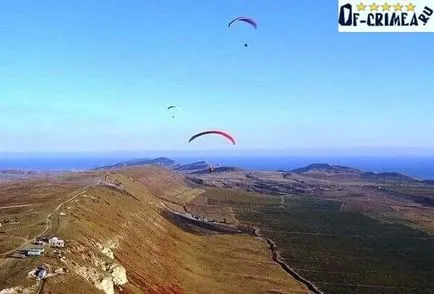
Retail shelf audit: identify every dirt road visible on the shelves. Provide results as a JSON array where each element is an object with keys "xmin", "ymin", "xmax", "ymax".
[
  {"xmin": 0, "ymin": 186, "xmax": 88, "ymax": 258},
  {"xmin": 0, "ymin": 204, "xmax": 32, "ymax": 210},
  {"xmin": 251, "ymin": 226, "xmax": 324, "ymax": 294}
]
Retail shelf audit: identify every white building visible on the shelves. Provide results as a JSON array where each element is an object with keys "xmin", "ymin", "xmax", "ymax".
[
  {"xmin": 49, "ymin": 237, "xmax": 65, "ymax": 248},
  {"xmin": 25, "ymin": 245, "xmax": 45, "ymax": 256},
  {"xmin": 27, "ymin": 250, "xmax": 42, "ymax": 256}
]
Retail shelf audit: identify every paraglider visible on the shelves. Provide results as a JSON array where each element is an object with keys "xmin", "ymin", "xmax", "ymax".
[
  {"xmin": 167, "ymin": 105, "xmax": 177, "ymax": 118},
  {"xmin": 208, "ymin": 164, "xmax": 220, "ymax": 173},
  {"xmin": 228, "ymin": 17, "xmax": 257, "ymax": 29},
  {"xmin": 228, "ymin": 16, "xmax": 257, "ymax": 47},
  {"xmin": 188, "ymin": 130, "xmax": 236, "ymax": 145}
]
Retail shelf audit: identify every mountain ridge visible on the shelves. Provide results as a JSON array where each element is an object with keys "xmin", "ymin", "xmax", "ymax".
[
  {"xmin": 93, "ymin": 158, "xmax": 429, "ymax": 183},
  {"xmin": 94, "ymin": 157, "xmax": 177, "ymax": 170}
]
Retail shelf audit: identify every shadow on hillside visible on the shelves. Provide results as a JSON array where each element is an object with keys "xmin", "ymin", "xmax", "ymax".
[{"xmin": 162, "ymin": 209, "xmax": 243, "ymax": 236}]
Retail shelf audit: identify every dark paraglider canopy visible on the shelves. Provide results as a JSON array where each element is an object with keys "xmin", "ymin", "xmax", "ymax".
[
  {"xmin": 228, "ymin": 17, "xmax": 258, "ymax": 29},
  {"xmin": 228, "ymin": 17, "xmax": 257, "ymax": 48},
  {"xmin": 188, "ymin": 130, "xmax": 236, "ymax": 145},
  {"xmin": 167, "ymin": 105, "xmax": 178, "ymax": 118}
]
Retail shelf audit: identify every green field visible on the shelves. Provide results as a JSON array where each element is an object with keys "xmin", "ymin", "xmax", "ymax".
[{"xmin": 203, "ymin": 190, "xmax": 434, "ymax": 294}]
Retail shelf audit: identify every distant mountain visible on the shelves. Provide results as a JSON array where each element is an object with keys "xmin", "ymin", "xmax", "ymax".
[
  {"xmin": 291, "ymin": 163, "xmax": 362, "ymax": 174},
  {"xmin": 95, "ymin": 157, "xmax": 177, "ymax": 170},
  {"xmin": 0, "ymin": 169, "xmax": 46, "ymax": 181},
  {"xmin": 361, "ymin": 172, "xmax": 420, "ymax": 182},
  {"xmin": 175, "ymin": 161, "xmax": 242, "ymax": 174},
  {"xmin": 290, "ymin": 164, "xmax": 421, "ymax": 182},
  {"xmin": 174, "ymin": 161, "xmax": 209, "ymax": 171},
  {"xmin": 0, "ymin": 169, "xmax": 37, "ymax": 175},
  {"xmin": 423, "ymin": 180, "xmax": 434, "ymax": 185},
  {"xmin": 95, "ymin": 158, "xmax": 427, "ymax": 184},
  {"xmin": 213, "ymin": 166, "xmax": 243, "ymax": 173},
  {"xmin": 190, "ymin": 166, "xmax": 243, "ymax": 175}
]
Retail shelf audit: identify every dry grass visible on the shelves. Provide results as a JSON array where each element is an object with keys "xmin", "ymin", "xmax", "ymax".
[
  {"xmin": 194, "ymin": 170, "xmax": 434, "ymax": 234},
  {"xmin": 0, "ymin": 179, "xmax": 83, "ymax": 261},
  {"xmin": 186, "ymin": 194, "xmax": 238, "ymax": 224},
  {"xmin": 1, "ymin": 166, "xmax": 308, "ymax": 293},
  {"xmin": 176, "ymin": 233, "xmax": 308, "ymax": 293},
  {"xmin": 0, "ymin": 236, "xmax": 24, "ymax": 254}
]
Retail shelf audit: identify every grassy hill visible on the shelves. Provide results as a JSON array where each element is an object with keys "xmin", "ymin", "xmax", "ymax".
[
  {"xmin": 0, "ymin": 166, "xmax": 309, "ymax": 294},
  {"xmin": 2, "ymin": 163, "xmax": 433, "ymax": 293},
  {"xmin": 292, "ymin": 163, "xmax": 362, "ymax": 174},
  {"xmin": 191, "ymin": 188, "xmax": 434, "ymax": 294},
  {"xmin": 291, "ymin": 163, "xmax": 421, "ymax": 183},
  {"xmin": 94, "ymin": 157, "xmax": 177, "ymax": 170}
]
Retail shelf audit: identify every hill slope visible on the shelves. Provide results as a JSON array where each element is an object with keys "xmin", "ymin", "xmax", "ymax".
[
  {"xmin": 95, "ymin": 157, "xmax": 177, "ymax": 170},
  {"xmin": 361, "ymin": 171, "xmax": 419, "ymax": 182},
  {"xmin": 0, "ymin": 166, "xmax": 309, "ymax": 294},
  {"xmin": 291, "ymin": 163, "xmax": 420, "ymax": 182},
  {"xmin": 291, "ymin": 163, "xmax": 362, "ymax": 174}
]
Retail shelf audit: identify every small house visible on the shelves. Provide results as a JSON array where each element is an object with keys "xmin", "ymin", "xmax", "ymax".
[
  {"xmin": 24, "ymin": 245, "xmax": 45, "ymax": 256},
  {"xmin": 27, "ymin": 250, "xmax": 42, "ymax": 256},
  {"xmin": 49, "ymin": 237, "xmax": 65, "ymax": 248},
  {"xmin": 37, "ymin": 268, "xmax": 47, "ymax": 280}
]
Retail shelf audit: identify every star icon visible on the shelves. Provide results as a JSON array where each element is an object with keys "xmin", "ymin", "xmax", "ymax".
[
  {"xmin": 406, "ymin": 3, "xmax": 416, "ymax": 11},
  {"xmin": 394, "ymin": 3, "xmax": 403, "ymax": 11},
  {"xmin": 370, "ymin": 2, "xmax": 379, "ymax": 11},
  {"xmin": 357, "ymin": 2, "xmax": 367, "ymax": 11},
  {"xmin": 382, "ymin": 2, "xmax": 391, "ymax": 11}
]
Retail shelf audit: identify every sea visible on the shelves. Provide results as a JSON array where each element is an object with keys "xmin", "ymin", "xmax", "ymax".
[{"xmin": 0, "ymin": 155, "xmax": 433, "ymax": 180}]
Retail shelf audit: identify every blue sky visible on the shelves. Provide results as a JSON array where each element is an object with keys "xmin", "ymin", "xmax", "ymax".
[{"xmin": 0, "ymin": 0, "xmax": 433, "ymax": 154}]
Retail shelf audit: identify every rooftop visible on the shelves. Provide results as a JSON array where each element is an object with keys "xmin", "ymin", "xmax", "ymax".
[{"xmin": 22, "ymin": 244, "xmax": 45, "ymax": 251}]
